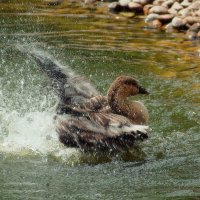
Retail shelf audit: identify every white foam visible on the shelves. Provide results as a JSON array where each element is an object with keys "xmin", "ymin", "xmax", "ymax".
[
  {"xmin": 0, "ymin": 109, "xmax": 83, "ymax": 164},
  {"xmin": 0, "ymin": 110, "xmax": 58, "ymax": 154}
]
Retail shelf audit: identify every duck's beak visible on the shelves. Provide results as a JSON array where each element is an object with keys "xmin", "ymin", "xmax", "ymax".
[{"xmin": 138, "ymin": 86, "xmax": 150, "ymax": 94}]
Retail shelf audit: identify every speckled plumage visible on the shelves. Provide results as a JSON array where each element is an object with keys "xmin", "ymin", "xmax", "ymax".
[{"xmin": 27, "ymin": 50, "xmax": 149, "ymax": 152}]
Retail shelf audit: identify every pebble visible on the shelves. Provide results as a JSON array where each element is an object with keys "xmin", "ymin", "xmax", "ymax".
[
  {"xmin": 128, "ymin": 2, "xmax": 143, "ymax": 12},
  {"xmin": 171, "ymin": 2, "xmax": 183, "ymax": 11},
  {"xmin": 171, "ymin": 16, "xmax": 186, "ymax": 28},
  {"xmin": 178, "ymin": 8, "xmax": 190, "ymax": 17},
  {"xmin": 145, "ymin": 13, "xmax": 159, "ymax": 23},
  {"xmin": 119, "ymin": 0, "xmax": 130, "ymax": 7},
  {"xmin": 181, "ymin": 0, "xmax": 191, "ymax": 8},
  {"xmin": 149, "ymin": 6, "xmax": 169, "ymax": 14},
  {"xmin": 162, "ymin": 0, "xmax": 176, "ymax": 8},
  {"xmin": 108, "ymin": 2, "xmax": 122, "ymax": 13},
  {"xmin": 151, "ymin": 19, "xmax": 162, "ymax": 28},
  {"xmin": 143, "ymin": 4, "xmax": 153, "ymax": 15},
  {"xmin": 184, "ymin": 16, "xmax": 199, "ymax": 25},
  {"xmin": 158, "ymin": 14, "xmax": 174, "ymax": 24},
  {"xmin": 107, "ymin": 0, "xmax": 200, "ymax": 40},
  {"xmin": 186, "ymin": 23, "xmax": 200, "ymax": 39}
]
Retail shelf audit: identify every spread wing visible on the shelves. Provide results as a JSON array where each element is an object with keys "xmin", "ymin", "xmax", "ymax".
[
  {"xmin": 57, "ymin": 112, "xmax": 149, "ymax": 152},
  {"xmin": 17, "ymin": 46, "xmax": 98, "ymax": 105}
]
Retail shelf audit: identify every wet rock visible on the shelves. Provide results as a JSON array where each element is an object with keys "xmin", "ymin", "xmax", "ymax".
[
  {"xmin": 171, "ymin": 16, "xmax": 186, "ymax": 28},
  {"xmin": 128, "ymin": 2, "xmax": 143, "ymax": 13},
  {"xmin": 149, "ymin": 5, "xmax": 169, "ymax": 14},
  {"xmin": 168, "ymin": 8, "xmax": 178, "ymax": 15},
  {"xmin": 108, "ymin": 0, "xmax": 200, "ymax": 40},
  {"xmin": 131, "ymin": 0, "xmax": 152, "ymax": 5},
  {"xmin": 158, "ymin": 14, "xmax": 174, "ymax": 24},
  {"xmin": 188, "ymin": 2, "xmax": 200, "ymax": 11},
  {"xmin": 109, "ymin": 2, "xmax": 122, "ymax": 13},
  {"xmin": 184, "ymin": 16, "xmax": 199, "ymax": 25},
  {"xmin": 145, "ymin": 13, "xmax": 159, "ymax": 23},
  {"xmin": 162, "ymin": 0, "xmax": 176, "ymax": 9},
  {"xmin": 85, "ymin": 0, "xmax": 96, "ymax": 4},
  {"xmin": 165, "ymin": 22, "xmax": 175, "ymax": 32},
  {"xmin": 153, "ymin": 0, "xmax": 165, "ymax": 6},
  {"xmin": 186, "ymin": 23, "xmax": 200, "ymax": 40},
  {"xmin": 119, "ymin": 0, "xmax": 131, "ymax": 7},
  {"xmin": 181, "ymin": 0, "xmax": 191, "ymax": 8},
  {"xmin": 178, "ymin": 8, "xmax": 190, "ymax": 17},
  {"xmin": 186, "ymin": 31, "xmax": 197, "ymax": 40},
  {"xmin": 140, "ymin": 0, "xmax": 154, "ymax": 6},
  {"xmin": 120, "ymin": 12, "xmax": 135, "ymax": 18},
  {"xmin": 188, "ymin": 23, "xmax": 200, "ymax": 32},
  {"xmin": 131, "ymin": 0, "xmax": 141, "ymax": 3},
  {"xmin": 197, "ymin": 31, "xmax": 200, "ymax": 38},
  {"xmin": 143, "ymin": 4, "xmax": 153, "ymax": 15},
  {"xmin": 148, "ymin": 19, "xmax": 162, "ymax": 28},
  {"xmin": 194, "ymin": 10, "xmax": 200, "ymax": 17},
  {"xmin": 171, "ymin": 2, "xmax": 183, "ymax": 11}
]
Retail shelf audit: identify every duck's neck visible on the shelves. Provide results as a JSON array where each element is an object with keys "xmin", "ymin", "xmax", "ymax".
[{"xmin": 108, "ymin": 88, "xmax": 148, "ymax": 125}]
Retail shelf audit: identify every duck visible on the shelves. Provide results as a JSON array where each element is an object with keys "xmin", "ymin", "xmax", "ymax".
[{"xmin": 24, "ymin": 49, "xmax": 149, "ymax": 152}]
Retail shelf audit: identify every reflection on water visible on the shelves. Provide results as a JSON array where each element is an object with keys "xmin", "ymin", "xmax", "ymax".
[{"xmin": 0, "ymin": 1, "xmax": 200, "ymax": 199}]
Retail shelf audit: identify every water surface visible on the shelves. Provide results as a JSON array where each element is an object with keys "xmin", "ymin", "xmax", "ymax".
[{"xmin": 0, "ymin": 1, "xmax": 200, "ymax": 199}]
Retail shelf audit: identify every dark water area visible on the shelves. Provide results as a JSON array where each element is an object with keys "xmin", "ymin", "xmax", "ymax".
[{"xmin": 0, "ymin": 1, "xmax": 200, "ymax": 199}]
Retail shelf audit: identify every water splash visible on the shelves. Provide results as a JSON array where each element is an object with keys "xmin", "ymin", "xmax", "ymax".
[
  {"xmin": 0, "ymin": 44, "xmax": 84, "ymax": 163},
  {"xmin": 0, "ymin": 110, "xmax": 56, "ymax": 153}
]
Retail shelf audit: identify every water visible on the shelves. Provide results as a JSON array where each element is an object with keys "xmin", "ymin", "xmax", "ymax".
[{"xmin": 0, "ymin": 1, "xmax": 200, "ymax": 199}]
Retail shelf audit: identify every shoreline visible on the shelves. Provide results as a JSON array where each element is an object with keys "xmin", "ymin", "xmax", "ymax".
[{"xmin": 45, "ymin": 0, "xmax": 200, "ymax": 40}]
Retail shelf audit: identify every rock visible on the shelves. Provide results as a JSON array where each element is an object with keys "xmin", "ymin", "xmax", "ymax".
[
  {"xmin": 168, "ymin": 8, "xmax": 178, "ymax": 15},
  {"xmin": 153, "ymin": 0, "xmax": 165, "ymax": 6},
  {"xmin": 162, "ymin": 0, "xmax": 176, "ymax": 9},
  {"xmin": 132, "ymin": 0, "xmax": 141, "ymax": 3},
  {"xmin": 119, "ymin": 0, "xmax": 131, "ymax": 7},
  {"xmin": 84, "ymin": 0, "xmax": 96, "ymax": 4},
  {"xmin": 178, "ymin": 8, "xmax": 190, "ymax": 17},
  {"xmin": 194, "ymin": 10, "xmax": 200, "ymax": 17},
  {"xmin": 165, "ymin": 22, "xmax": 175, "ymax": 32},
  {"xmin": 120, "ymin": 12, "xmax": 135, "ymax": 18},
  {"xmin": 149, "ymin": 5, "xmax": 169, "ymax": 14},
  {"xmin": 181, "ymin": 0, "xmax": 191, "ymax": 8},
  {"xmin": 187, "ymin": 31, "xmax": 197, "ymax": 40},
  {"xmin": 188, "ymin": 2, "xmax": 200, "ymax": 11},
  {"xmin": 140, "ymin": 0, "xmax": 154, "ymax": 6},
  {"xmin": 184, "ymin": 16, "xmax": 199, "ymax": 25},
  {"xmin": 148, "ymin": 19, "xmax": 162, "ymax": 28},
  {"xmin": 158, "ymin": 14, "xmax": 174, "ymax": 24},
  {"xmin": 132, "ymin": 0, "xmax": 140, "ymax": 4},
  {"xmin": 171, "ymin": 2, "xmax": 183, "ymax": 11},
  {"xmin": 109, "ymin": 2, "xmax": 122, "ymax": 13},
  {"xmin": 197, "ymin": 31, "xmax": 200, "ymax": 38},
  {"xmin": 171, "ymin": 17, "xmax": 186, "ymax": 28},
  {"xmin": 187, "ymin": 23, "xmax": 200, "ymax": 33},
  {"xmin": 143, "ymin": 4, "xmax": 153, "ymax": 15},
  {"xmin": 145, "ymin": 13, "xmax": 159, "ymax": 23},
  {"xmin": 128, "ymin": 2, "xmax": 143, "ymax": 12}
]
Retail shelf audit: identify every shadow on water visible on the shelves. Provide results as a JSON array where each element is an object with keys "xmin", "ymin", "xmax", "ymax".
[{"xmin": 0, "ymin": 0, "xmax": 200, "ymax": 199}]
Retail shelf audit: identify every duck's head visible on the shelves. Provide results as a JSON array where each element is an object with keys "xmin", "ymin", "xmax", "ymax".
[{"xmin": 108, "ymin": 76, "xmax": 149, "ymax": 99}]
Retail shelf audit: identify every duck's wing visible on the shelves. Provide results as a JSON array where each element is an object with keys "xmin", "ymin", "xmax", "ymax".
[
  {"xmin": 57, "ymin": 95, "xmax": 109, "ymax": 115},
  {"xmin": 18, "ymin": 47, "xmax": 98, "ymax": 105},
  {"xmin": 56, "ymin": 112, "xmax": 149, "ymax": 152}
]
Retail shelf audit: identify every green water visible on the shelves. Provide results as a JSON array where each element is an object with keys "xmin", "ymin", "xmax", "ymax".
[{"xmin": 0, "ymin": 1, "xmax": 200, "ymax": 199}]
